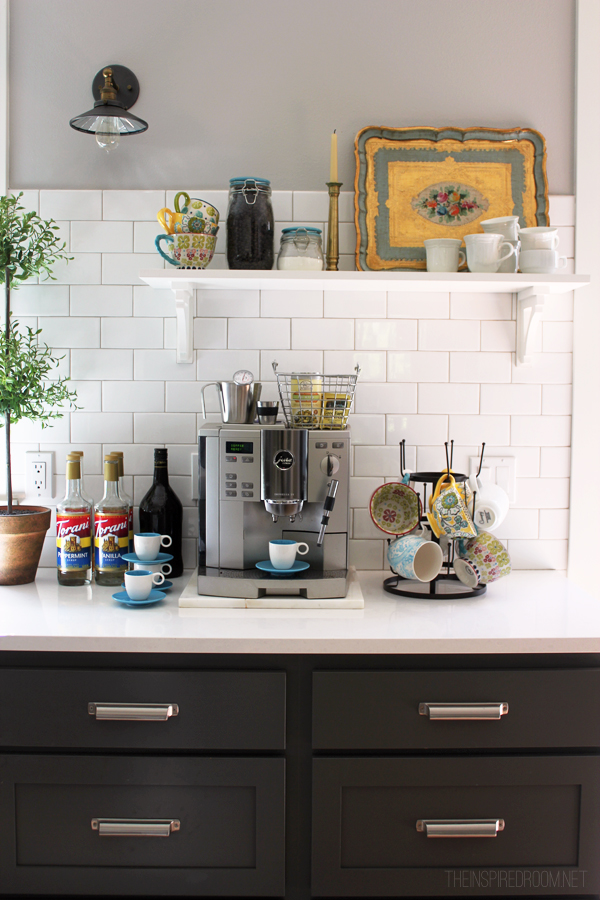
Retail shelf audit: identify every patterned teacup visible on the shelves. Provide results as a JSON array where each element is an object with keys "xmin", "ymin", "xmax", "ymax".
[
  {"xmin": 454, "ymin": 531, "xmax": 512, "ymax": 588},
  {"xmin": 427, "ymin": 473, "xmax": 477, "ymax": 540},
  {"xmin": 173, "ymin": 215, "xmax": 219, "ymax": 236},
  {"xmin": 155, "ymin": 232, "xmax": 217, "ymax": 268},
  {"xmin": 387, "ymin": 526, "xmax": 443, "ymax": 583},
  {"xmin": 369, "ymin": 480, "xmax": 422, "ymax": 537},
  {"xmin": 173, "ymin": 192, "xmax": 219, "ymax": 224}
]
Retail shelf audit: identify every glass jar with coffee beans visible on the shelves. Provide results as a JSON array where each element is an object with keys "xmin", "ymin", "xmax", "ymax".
[{"xmin": 226, "ymin": 177, "xmax": 274, "ymax": 270}]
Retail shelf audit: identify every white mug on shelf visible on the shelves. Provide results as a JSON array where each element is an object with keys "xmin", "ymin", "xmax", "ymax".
[
  {"xmin": 519, "ymin": 227, "xmax": 559, "ymax": 251},
  {"xmin": 464, "ymin": 233, "xmax": 515, "ymax": 273},
  {"xmin": 423, "ymin": 238, "xmax": 466, "ymax": 272},
  {"xmin": 480, "ymin": 216, "xmax": 520, "ymax": 241},
  {"xmin": 519, "ymin": 248, "xmax": 567, "ymax": 274}
]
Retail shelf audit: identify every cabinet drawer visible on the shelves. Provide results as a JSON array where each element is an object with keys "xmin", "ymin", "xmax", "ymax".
[
  {"xmin": 0, "ymin": 669, "xmax": 285, "ymax": 750},
  {"xmin": 0, "ymin": 754, "xmax": 285, "ymax": 896},
  {"xmin": 312, "ymin": 755, "xmax": 600, "ymax": 896},
  {"xmin": 313, "ymin": 669, "xmax": 600, "ymax": 749}
]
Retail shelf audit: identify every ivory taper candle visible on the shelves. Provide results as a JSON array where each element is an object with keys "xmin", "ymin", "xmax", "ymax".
[{"xmin": 330, "ymin": 131, "xmax": 338, "ymax": 182}]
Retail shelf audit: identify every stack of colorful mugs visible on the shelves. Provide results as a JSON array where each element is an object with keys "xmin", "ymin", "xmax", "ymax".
[{"xmin": 155, "ymin": 192, "xmax": 220, "ymax": 268}]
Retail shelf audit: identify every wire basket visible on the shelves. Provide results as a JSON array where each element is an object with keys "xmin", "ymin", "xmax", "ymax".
[{"xmin": 272, "ymin": 361, "xmax": 360, "ymax": 430}]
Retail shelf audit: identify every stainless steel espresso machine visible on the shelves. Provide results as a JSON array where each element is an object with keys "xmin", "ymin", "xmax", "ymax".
[{"xmin": 197, "ymin": 422, "xmax": 352, "ymax": 600}]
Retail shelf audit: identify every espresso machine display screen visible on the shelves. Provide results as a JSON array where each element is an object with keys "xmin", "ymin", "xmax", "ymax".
[{"xmin": 225, "ymin": 441, "xmax": 254, "ymax": 454}]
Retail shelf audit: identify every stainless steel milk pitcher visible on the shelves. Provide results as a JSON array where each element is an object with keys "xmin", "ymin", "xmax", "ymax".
[{"xmin": 200, "ymin": 381, "xmax": 262, "ymax": 424}]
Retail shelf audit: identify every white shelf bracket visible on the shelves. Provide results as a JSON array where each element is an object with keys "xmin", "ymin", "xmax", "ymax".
[
  {"xmin": 173, "ymin": 283, "xmax": 194, "ymax": 364},
  {"xmin": 516, "ymin": 285, "xmax": 548, "ymax": 366}
]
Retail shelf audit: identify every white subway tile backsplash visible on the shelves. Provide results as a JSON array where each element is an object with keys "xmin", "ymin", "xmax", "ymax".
[
  {"xmin": 418, "ymin": 383, "xmax": 479, "ymax": 415},
  {"xmin": 515, "ymin": 478, "xmax": 570, "ymax": 509},
  {"xmin": 68, "ymin": 381, "xmax": 102, "ymax": 413},
  {"xmin": 347, "ymin": 415, "xmax": 386, "ymax": 445},
  {"xmin": 71, "ymin": 221, "xmax": 133, "ymax": 253},
  {"xmin": 388, "ymin": 292, "xmax": 449, "ymax": 319},
  {"xmin": 324, "ymin": 351, "xmax": 386, "ymax": 382},
  {"xmin": 387, "ymin": 351, "xmax": 449, "ymax": 383},
  {"xmin": 51, "ymin": 253, "xmax": 101, "ymax": 285},
  {"xmin": 229, "ymin": 317, "xmax": 290, "ymax": 350},
  {"xmin": 356, "ymin": 319, "xmax": 416, "ymax": 351},
  {"xmin": 104, "ymin": 443, "xmax": 158, "ymax": 476},
  {"xmin": 508, "ymin": 539, "xmax": 568, "ymax": 570},
  {"xmin": 540, "ymin": 446, "xmax": 571, "ymax": 478},
  {"xmin": 293, "ymin": 318, "xmax": 353, "ymax": 350},
  {"xmin": 387, "ymin": 414, "xmax": 448, "ymax": 446},
  {"xmin": 293, "ymin": 192, "xmax": 329, "ymax": 221},
  {"xmin": 542, "ymin": 292, "xmax": 574, "ymax": 321},
  {"xmin": 71, "ymin": 412, "xmax": 133, "ymax": 444},
  {"xmin": 448, "ymin": 415, "xmax": 510, "ymax": 446},
  {"xmin": 71, "ymin": 349, "xmax": 133, "ymax": 381},
  {"xmin": 10, "ymin": 189, "xmax": 39, "ymax": 214},
  {"xmin": 260, "ymin": 350, "xmax": 323, "ymax": 381},
  {"xmin": 419, "ymin": 319, "xmax": 479, "ymax": 351},
  {"xmin": 450, "ymin": 352, "xmax": 511, "ymax": 383},
  {"xmin": 511, "ymin": 415, "xmax": 571, "ymax": 447},
  {"xmin": 354, "ymin": 383, "xmax": 417, "ymax": 415},
  {"xmin": 166, "ymin": 382, "xmax": 207, "ymax": 413},
  {"xmin": 197, "ymin": 289, "xmax": 259, "ymax": 317},
  {"xmin": 555, "ymin": 226, "xmax": 575, "ymax": 257},
  {"xmin": 40, "ymin": 190, "xmax": 101, "ymax": 221},
  {"xmin": 193, "ymin": 318, "xmax": 227, "ymax": 349},
  {"xmin": 133, "ymin": 286, "xmax": 175, "ymax": 317},
  {"xmin": 102, "ymin": 253, "xmax": 161, "ymax": 285},
  {"xmin": 136, "ymin": 349, "xmax": 197, "ymax": 381},
  {"xmin": 539, "ymin": 509, "xmax": 570, "ymax": 540},
  {"xmin": 543, "ymin": 321, "xmax": 573, "ymax": 352},
  {"xmin": 103, "ymin": 191, "xmax": 166, "ymax": 220},
  {"xmin": 350, "ymin": 477, "xmax": 384, "ymax": 509},
  {"xmin": 103, "ymin": 381, "xmax": 164, "ymax": 413},
  {"xmin": 39, "ymin": 317, "xmax": 100, "ymax": 349},
  {"xmin": 493, "ymin": 508, "xmax": 539, "ymax": 541},
  {"xmin": 542, "ymin": 384, "xmax": 572, "ymax": 416},
  {"xmin": 197, "ymin": 349, "xmax": 260, "ymax": 382},
  {"xmin": 480, "ymin": 384, "xmax": 541, "ymax": 415},
  {"xmin": 548, "ymin": 195, "xmax": 575, "ymax": 226},
  {"xmin": 480, "ymin": 320, "xmax": 516, "ymax": 352},
  {"xmin": 349, "ymin": 540, "xmax": 384, "ymax": 570},
  {"xmin": 134, "ymin": 221, "xmax": 164, "ymax": 254},
  {"xmin": 11, "ymin": 285, "xmax": 69, "ymax": 317},
  {"xmin": 11, "ymin": 416, "xmax": 70, "ymax": 443},
  {"xmin": 102, "ymin": 317, "xmax": 163, "ymax": 349},
  {"xmin": 354, "ymin": 446, "xmax": 400, "ymax": 477},
  {"xmin": 353, "ymin": 507, "xmax": 387, "ymax": 540},
  {"xmin": 512, "ymin": 353, "xmax": 572, "ymax": 384},
  {"xmin": 450, "ymin": 293, "xmax": 512, "ymax": 320},
  {"xmin": 134, "ymin": 413, "xmax": 196, "ymax": 444},
  {"xmin": 324, "ymin": 290, "xmax": 386, "ymax": 318},
  {"xmin": 71, "ymin": 285, "xmax": 133, "ymax": 317},
  {"xmin": 261, "ymin": 290, "xmax": 323, "ymax": 318}
]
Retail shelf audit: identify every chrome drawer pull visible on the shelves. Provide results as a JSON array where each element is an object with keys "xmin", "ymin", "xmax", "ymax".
[
  {"xmin": 419, "ymin": 702, "xmax": 509, "ymax": 720},
  {"xmin": 416, "ymin": 818, "xmax": 505, "ymax": 838},
  {"xmin": 88, "ymin": 703, "xmax": 179, "ymax": 721},
  {"xmin": 91, "ymin": 818, "xmax": 180, "ymax": 837}
]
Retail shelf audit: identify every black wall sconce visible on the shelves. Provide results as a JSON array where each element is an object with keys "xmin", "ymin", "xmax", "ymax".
[{"xmin": 69, "ymin": 64, "xmax": 148, "ymax": 153}]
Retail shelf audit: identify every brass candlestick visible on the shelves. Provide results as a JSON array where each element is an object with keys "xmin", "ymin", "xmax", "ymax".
[{"xmin": 326, "ymin": 181, "xmax": 342, "ymax": 271}]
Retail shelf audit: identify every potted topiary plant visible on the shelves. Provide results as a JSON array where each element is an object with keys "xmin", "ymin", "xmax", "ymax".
[{"xmin": 0, "ymin": 193, "xmax": 77, "ymax": 585}]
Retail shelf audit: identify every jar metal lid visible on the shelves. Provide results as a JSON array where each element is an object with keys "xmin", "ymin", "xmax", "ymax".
[
  {"xmin": 281, "ymin": 226, "xmax": 322, "ymax": 235},
  {"xmin": 229, "ymin": 177, "xmax": 271, "ymax": 186}
]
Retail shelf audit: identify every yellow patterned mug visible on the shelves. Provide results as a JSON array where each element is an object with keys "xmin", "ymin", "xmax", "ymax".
[{"xmin": 427, "ymin": 473, "xmax": 477, "ymax": 540}]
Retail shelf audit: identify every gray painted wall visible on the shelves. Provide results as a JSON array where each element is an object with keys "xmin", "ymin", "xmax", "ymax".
[{"xmin": 9, "ymin": 0, "xmax": 575, "ymax": 192}]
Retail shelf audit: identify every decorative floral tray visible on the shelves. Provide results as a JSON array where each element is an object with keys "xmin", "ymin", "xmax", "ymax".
[{"xmin": 354, "ymin": 126, "xmax": 549, "ymax": 271}]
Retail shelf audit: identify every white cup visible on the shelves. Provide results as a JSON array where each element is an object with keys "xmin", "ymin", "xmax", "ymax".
[
  {"xmin": 497, "ymin": 240, "xmax": 520, "ymax": 273},
  {"xmin": 480, "ymin": 216, "xmax": 520, "ymax": 241},
  {"xmin": 468, "ymin": 474, "xmax": 510, "ymax": 533},
  {"xmin": 134, "ymin": 531, "xmax": 172, "ymax": 561},
  {"xmin": 424, "ymin": 238, "xmax": 466, "ymax": 272},
  {"xmin": 269, "ymin": 539, "xmax": 309, "ymax": 570},
  {"xmin": 133, "ymin": 560, "xmax": 172, "ymax": 576},
  {"xmin": 124, "ymin": 568, "xmax": 165, "ymax": 600},
  {"xmin": 464, "ymin": 233, "xmax": 515, "ymax": 273},
  {"xmin": 519, "ymin": 248, "xmax": 567, "ymax": 274},
  {"xmin": 519, "ymin": 227, "xmax": 559, "ymax": 251}
]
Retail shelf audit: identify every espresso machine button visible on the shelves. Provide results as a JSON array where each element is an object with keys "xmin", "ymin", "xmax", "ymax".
[
  {"xmin": 332, "ymin": 442, "xmax": 344, "ymax": 449},
  {"xmin": 225, "ymin": 490, "xmax": 237, "ymax": 497},
  {"xmin": 242, "ymin": 456, "xmax": 254, "ymax": 463},
  {"xmin": 241, "ymin": 491, "xmax": 254, "ymax": 497},
  {"xmin": 226, "ymin": 481, "xmax": 237, "ymax": 488},
  {"xmin": 241, "ymin": 482, "xmax": 253, "ymax": 489},
  {"xmin": 226, "ymin": 455, "xmax": 237, "ymax": 462},
  {"xmin": 320, "ymin": 454, "xmax": 340, "ymax": 476},
  {"xmin": 315, "ymin": 441, "xmax": 328, "ymax": 449},
  {"xmin": 225, "ymin": 473, "xmax": 237, "ymax": 480}
]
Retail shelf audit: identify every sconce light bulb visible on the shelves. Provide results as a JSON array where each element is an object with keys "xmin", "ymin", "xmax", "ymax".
[{"xmin": 95, "ymin": 116, "xmax": 121, "ymax": 153}]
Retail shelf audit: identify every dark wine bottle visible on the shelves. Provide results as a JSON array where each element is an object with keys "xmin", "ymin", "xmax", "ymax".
[{"xmin": 138, "ymin": 448, "xmax": 184, "ymax": 578}]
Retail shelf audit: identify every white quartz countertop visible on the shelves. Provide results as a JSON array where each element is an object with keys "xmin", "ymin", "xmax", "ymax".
[{"xmin": 0, "ymin": 569, "xmax": 599, "ymax": 655}]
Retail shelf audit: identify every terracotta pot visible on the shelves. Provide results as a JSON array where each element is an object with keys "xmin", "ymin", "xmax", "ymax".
[{"xmin": 0, "ymin": 506, "xmax": 51, "ymax": 585}]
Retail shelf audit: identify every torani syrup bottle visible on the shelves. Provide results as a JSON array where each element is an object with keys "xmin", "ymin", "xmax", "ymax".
[
  {"xmin": 107, "ymin": 451, "xmax": 133, "ymax": 553},
  {"xmin": 56, "ymin": 455, "xmax": 92, "ymax": 586},
  {"xmin": 94, "ymin": 458, "xmax": 129, "ymax": 586},
  {"xmin": 69, "ymin": 450, "xmax": 95, "ymax": 570},
  {"xmin": 139, "ymin": 448, "xmax": 183, "ymax": 577}
]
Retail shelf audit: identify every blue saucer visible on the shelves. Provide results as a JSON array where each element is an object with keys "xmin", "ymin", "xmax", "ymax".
[
  {"xmin": 122, "ymin": 580, "xmax": 173, "ymax": 591},
  {"xmin": 122, "ymin": 552, "xmax": 173, "ymax": 565},
  {"xmin": 112, "ymin": 590, "xmax": 165, "ymax": 606},
  {"xmin": 255, "ymin": 560, "xmax": 310, "ymax": 577}
]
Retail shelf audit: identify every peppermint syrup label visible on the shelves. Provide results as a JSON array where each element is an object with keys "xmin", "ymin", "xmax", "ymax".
[
  {"xmin": 94, "ymin": 512, "xmax": 129, "ymax": 571},
  {"xmin": 56, "ymin": 514, "xmax": 92, "ymax": 570}
]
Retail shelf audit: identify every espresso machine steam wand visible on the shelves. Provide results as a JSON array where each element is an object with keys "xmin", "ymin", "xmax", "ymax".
[{"xmin": 317, "ymin": 479, "xmax": 339, "ymax": 546}]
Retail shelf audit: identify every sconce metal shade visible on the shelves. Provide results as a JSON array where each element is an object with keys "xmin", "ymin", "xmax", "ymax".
[{"xmin": 69, "ymin": 64, "xmax": 148, "ymax": 137}]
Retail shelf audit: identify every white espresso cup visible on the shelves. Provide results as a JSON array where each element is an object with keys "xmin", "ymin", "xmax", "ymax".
[
  {"xmin": 124, "ymin": 568, "xmax": 165, "ymax": 600},
  {"xmin": 134, "ymin": 531, "xmax": 172, "ymax": 561},
  {"xmin": 269, "ymin": 539, "xmax": 309, "ymax": 570},
  {"xmin": 133, "ymin": 560, "xmax": 172, "ymax": 576},
  {"xmin": 519, "ymin": 227, "xmax": 559, "ymax": 251},
  {"xmin": 464, "ymin": 233, "xmax": 515, "ymax": 273},
  {"xmin": 468, "ymin": 474, "xmax": 510, "ymax": 533},
  {"xmin": 424, "ymin": 238, "xmax": 466, "ymax": 272},
  {"xmin": 519, "ymin": 248, "xmax": 567, "ymax": 274},
  {"xmin": 480, "ymin": 216, "xmax": 520, "ymax": 241}
]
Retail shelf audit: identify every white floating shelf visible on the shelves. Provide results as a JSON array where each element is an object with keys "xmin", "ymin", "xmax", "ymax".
[{"xmin": 138, "ymin": 269, "xmax": 590, "ymax": 366}]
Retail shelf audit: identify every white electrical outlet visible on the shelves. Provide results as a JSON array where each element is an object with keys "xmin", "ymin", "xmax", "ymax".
[
  {"xmin": 191, "ymin": 452, "xmax": 198, "ymax": 500},
  {"xmin": 25, "ymin": 451, "xmax": 54, "ymax": 499}
]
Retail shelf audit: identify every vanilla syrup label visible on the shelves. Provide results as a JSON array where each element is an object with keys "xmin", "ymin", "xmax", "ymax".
[
  {"xmin": 56, "ymin": 513, "xmax": 92, "ymax": 570},
  {"xmin": 94, "ymin": 512, "xmax": 129, "ymax": 571},
  {"xmin": 128, "ymin": 507, "xmax": 134, "ymax": 553}
]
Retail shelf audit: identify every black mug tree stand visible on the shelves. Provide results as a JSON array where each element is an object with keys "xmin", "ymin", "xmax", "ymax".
[{"xmin": 383, "ymin": 440, "xmax": 488, "ymax": 600}]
